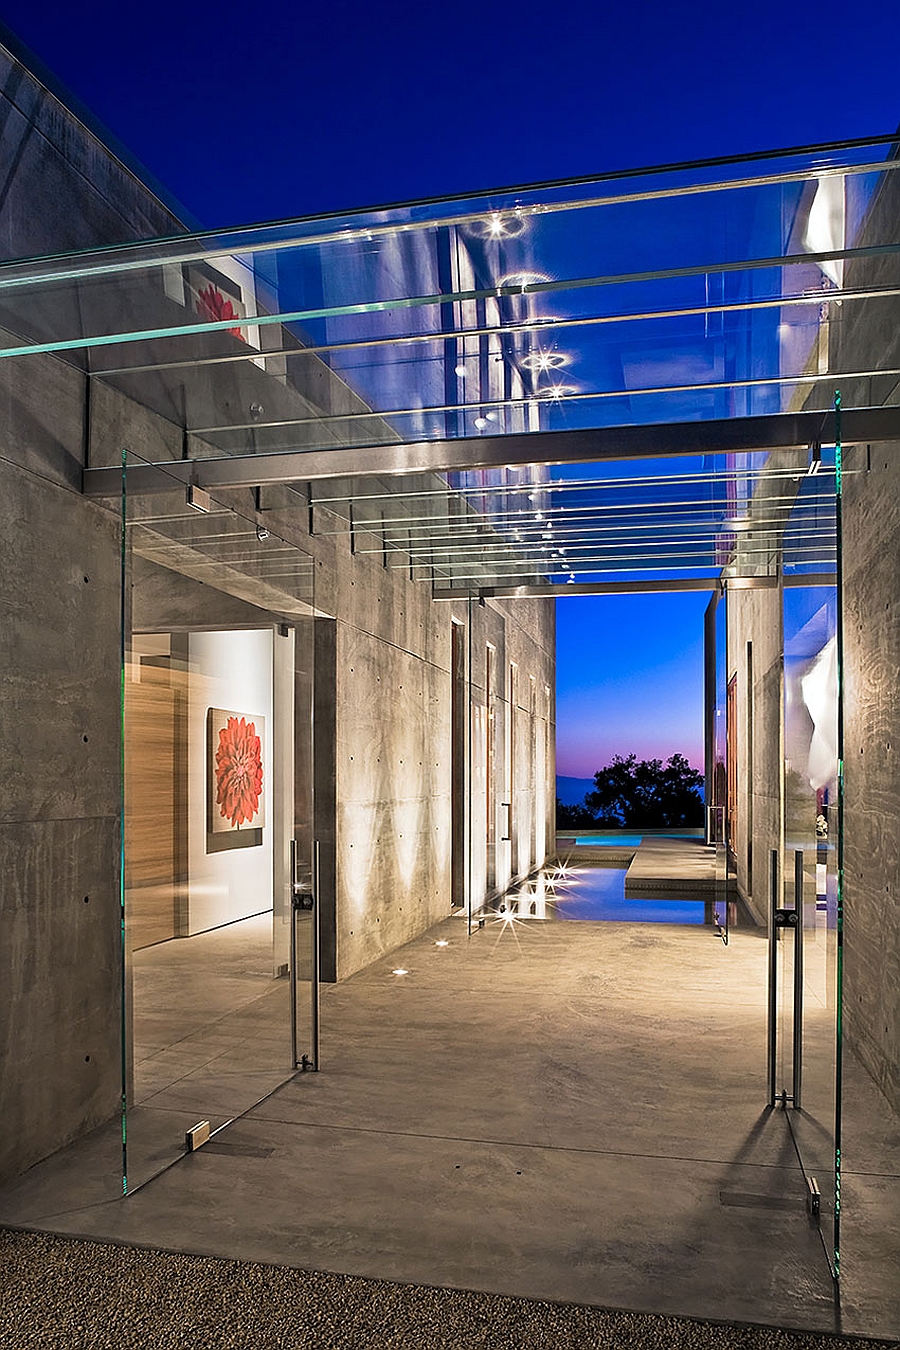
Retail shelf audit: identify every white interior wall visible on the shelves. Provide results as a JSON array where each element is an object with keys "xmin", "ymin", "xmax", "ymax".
[{"xmin": 187, "ymin": 629, "xmax": 274, "ymax": 935}]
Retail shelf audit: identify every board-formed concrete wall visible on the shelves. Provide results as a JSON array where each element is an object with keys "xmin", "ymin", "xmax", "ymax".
[
  {"xmin": 0, "ymin": 40, "xmax": 187, "ymax": 1185},
  {"xmin": 726, "ymin": 584, "xmax": 784, "ymax": 924},
  {"xmin": 813, "ymin": 159, "xmax": 900, "ymax": 1115},
  {"xmin": 841, "ymin": 443, "xmax": 900, "ymax": 1111},
  {"xmin": 723, "ymin": 157, "xmax": 900, "ymax": 1116},
  {"xmin": 0, "ymin": 37, "xmax": 556, "ymax": 1181},
  {"xmin": 327, "ymin": 584, "xmax": 554, "ymax": 980}
]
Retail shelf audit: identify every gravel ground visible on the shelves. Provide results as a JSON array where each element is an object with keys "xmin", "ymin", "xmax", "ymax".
[{"xmin": 1, "ymin": 1229, "xmax": 897, "ymax": 1350}]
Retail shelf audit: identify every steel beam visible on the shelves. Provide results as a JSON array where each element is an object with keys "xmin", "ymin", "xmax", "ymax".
[
  {"xmin": 82, "ymin": 406, "xmax": 900, "ymax": 499},
  {"xmin": 431, "ymin": 572, "xmax": 835, "ymax": 599}
]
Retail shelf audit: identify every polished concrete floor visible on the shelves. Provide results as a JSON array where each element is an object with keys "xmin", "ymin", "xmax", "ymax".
[
  {"xmin": 2, "ymin": 875, "xmax": 898, "ymax": 1340},
  {"xmin": 125, "ymin": 912, "xmax": 294, "ymax": 1189}
]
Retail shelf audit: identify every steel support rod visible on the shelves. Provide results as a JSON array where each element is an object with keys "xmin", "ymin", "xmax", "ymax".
[
  {"xmin": 793, "ymin": 848, "xmax": 804, "ymax": 1110},
  {"xmin": 767, "ymin": 847, "xmax": 779, "ymax": 1107},
  {"xmin": 311, "ymin": 838, "xmax": 321, "ymax": 1071},
  {"xmin": 289, "ymin": 838, "xmax": 298, "ymax": 1070}
]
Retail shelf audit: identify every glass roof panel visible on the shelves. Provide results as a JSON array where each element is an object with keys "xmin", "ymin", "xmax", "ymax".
[
  {"xmin": 296, "ymin": 450, "xmax": 837, "ymax": 594},
  {"xmin": 2, "ymin": 136, "xmax": 890, "ymax": 592}
]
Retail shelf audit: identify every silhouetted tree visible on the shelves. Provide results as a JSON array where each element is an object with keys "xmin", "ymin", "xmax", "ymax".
[
  {"xmin": 584, "ymin": 752, "xmax": 703, "ymax": 828},
  {"xmin": 555, "ymin": 799, "xmax": 601, "ymax": 830}
]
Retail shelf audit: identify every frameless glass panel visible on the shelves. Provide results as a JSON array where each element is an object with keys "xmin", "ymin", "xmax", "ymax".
[
  {"xmin": 269, "ymin": 452, "xmax": 835, "ymax": 597},
  {"xmin": 1, "ymin": 137, "xmax": 899, "ymax": 472},
  {"xmin": 782, "ymin": 569, "xmax": 841, "ymax": 1274},
  {"xmin": 120, "ymin": 452, "xmax": 315, "ymax": 1192},
  {"xmin": 290, "ymin": 613, "xmax": 317, "ymax": 1074},
  {"xmin": 710, "ymin": 589, "xmax": 732, "ymax": 941}
]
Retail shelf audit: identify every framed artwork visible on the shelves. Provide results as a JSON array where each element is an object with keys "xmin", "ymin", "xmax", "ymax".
[{"xmin": 207, "ymin": 708, "xmax": 265, "ymax": 835}]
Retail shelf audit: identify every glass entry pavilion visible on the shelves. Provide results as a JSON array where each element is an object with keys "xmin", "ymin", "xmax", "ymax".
[{"xmin": 3, "ymin": 135, "xmax": 900, "ymax": 1290}]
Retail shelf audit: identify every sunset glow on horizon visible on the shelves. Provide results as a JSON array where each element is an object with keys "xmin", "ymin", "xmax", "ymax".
[{"xmin": 555, "ymin": 593, "xmax": 707, "ymax": 779}]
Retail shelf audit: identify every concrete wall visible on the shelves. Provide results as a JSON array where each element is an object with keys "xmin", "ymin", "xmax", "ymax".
[
  {"xmin": 816, "ymin": 161, "xmax": 900, "ymax": 1114},
  {"xmin": 329, "ymin": 543, "xmax": 454, "ymax": 978},
  {"xmin": 726, "ymin": 584, "xmax": 784, "ymax": 923},
  {"xmin": 306, "ymin": 531, "xmax": 554, "ymax": 982},
  {"xmin": 842, "ymin": 444, "xmax": 900, "ymax": 1110},
  {"xmin": 0, "ymin": 42, "xmax": 183, "ymax": 261},
  {"xmin": 0, "ymin": 42, "xmax": 186, "ymax": 1183}
]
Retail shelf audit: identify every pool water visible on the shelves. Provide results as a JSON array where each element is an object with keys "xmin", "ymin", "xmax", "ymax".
[
  {"xmin": 571, "ymin": 832, "xmax": 701, "ymax": 847},
  {"xmin": 551, "ymin": 867, "xmax": 706, "ymax": 924},
  {"xmin": 574, "ymin": 834, "xmax": 643, "ymax": 847}
]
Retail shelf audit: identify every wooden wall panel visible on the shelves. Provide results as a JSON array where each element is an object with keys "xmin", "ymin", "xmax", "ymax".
[{"xmin": 124, "ymin": 659, "xmax": 186, "ymax": 951}]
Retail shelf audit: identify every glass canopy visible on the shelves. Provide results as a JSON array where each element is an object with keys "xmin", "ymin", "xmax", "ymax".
[{"xmin": 2, "ymin": 134, "xmax": 899, "ymax": 590}]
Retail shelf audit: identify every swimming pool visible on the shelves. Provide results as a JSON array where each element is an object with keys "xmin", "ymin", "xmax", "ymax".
[
  {"xmin": 570, "ymin": 832, "xmax": 701, "ymax": 847},
  {"xmin": 551, "ymin": 867, "xmax": 706, "ymax": 924},
  {"xmin": 574, "ymin": 834, "xmax": 642, "ymax": 847}
]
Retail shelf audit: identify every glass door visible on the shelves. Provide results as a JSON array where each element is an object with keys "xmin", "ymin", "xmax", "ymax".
[
  {"xmin": 709, "ymin": 588, "xmax": 733, "ymax": 942},
  {"xmin": 773, "ymin": 433, "xmax": 842, "ymax": 1277},
  {"xmin": 121, "ymin": 453, "xmax": 316, "ymax": 1191},
  {"xmin": 779, "ymin": 574, "xmax": 841, "ymax": 1274},
  {"xmin": 285, "ymin": 608, "xmax": 318, "ymax": 1074}
]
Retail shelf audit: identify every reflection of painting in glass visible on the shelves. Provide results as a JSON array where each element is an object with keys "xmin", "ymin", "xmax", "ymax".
[
  {"xmin": 207, "ymin": 707, "xmax": 265, "ymax": 833},
  {"xmin": 784, "ymin": 598, "xmax": 838, "ymax": 802},
  {"xmin": 196, "ymin": 283, "xmax": 243, "ymax": 338},
  {"xmin": 185, "ymin": 261, "xmax": 246, "ymax": 340},
  {"xmin": 800, "ymin": 635, "xmax": 838, "ymax": 791}
]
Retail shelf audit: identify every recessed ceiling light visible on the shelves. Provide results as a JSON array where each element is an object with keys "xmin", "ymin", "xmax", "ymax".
[
  {"xmin": 538, "ymin": 382, "xmax": 576, "ymax": 400},
  {"xmin": 497, "ymin": 270, "xmax": 550, "ymax": 291},
  {"xmin": 392, "ymin": 968, "xmax": 409, "ymax": 976},
  {"xmin": 522, "ymin": 351, "xmax": 569, "ymax": 372},
  {"xmin": 435, "ymin": 940, "xmax": 450, "ymax": 948}
]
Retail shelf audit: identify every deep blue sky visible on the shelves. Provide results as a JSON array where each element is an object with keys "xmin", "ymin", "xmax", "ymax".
[
  {"xmin": 4, "ymin": 0, "xmax": 897, "ymax": 777},
  {"xmin": 4, "ymin": 0, "xmax": 898, "ymax": 227}
]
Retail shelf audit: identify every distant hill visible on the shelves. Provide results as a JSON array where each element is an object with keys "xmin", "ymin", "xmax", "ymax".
[{"xmin": 556, "ymin": 775, "xmax": 595, "ymax": 806}]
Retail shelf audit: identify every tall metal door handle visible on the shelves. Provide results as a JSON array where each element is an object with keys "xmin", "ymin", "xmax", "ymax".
[
  {"xmin": 767, "ymin": 848, "xmax": 779, "ymax": 1108},
  {"xmin": 792, "ymin": 849, "xmax": 804, "ymax": 1110}
]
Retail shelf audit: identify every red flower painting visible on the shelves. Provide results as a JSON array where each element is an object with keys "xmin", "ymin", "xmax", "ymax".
[
  {"xmin": 214, "ymin": 715, "xmax": 263, "ymax": 827},
  {"xmin": 196, "ymin": 283, "xmax": 243, "ymax": 339}
]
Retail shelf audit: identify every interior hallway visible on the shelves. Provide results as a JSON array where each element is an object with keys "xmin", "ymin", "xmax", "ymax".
[{"xmin": 1, "ymin": 889, "xmax": 898, "ymax": 1339}]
